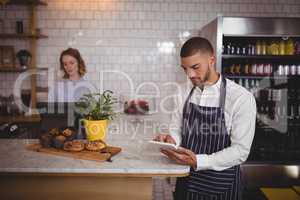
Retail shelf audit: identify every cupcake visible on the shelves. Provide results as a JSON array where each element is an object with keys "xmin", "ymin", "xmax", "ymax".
[
  {"xmin": 39, "ymin": 133, "xmax": 52, "ymax": 148},
  {"xmin": 62, "ymin": 127, "xmax": 77, "ymax": 141},
  {"xmin": 49, "ymin": 128, "xmax": 60, "ymax": 136},
  {"xmin": 52, "ymin": 135, "xmax": 66, "ymax": 149}
]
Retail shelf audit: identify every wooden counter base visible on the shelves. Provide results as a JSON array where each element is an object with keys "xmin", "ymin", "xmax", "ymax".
[{"xmin": 0, "ymin": 175, "xmax": 152, "ymax": 200}]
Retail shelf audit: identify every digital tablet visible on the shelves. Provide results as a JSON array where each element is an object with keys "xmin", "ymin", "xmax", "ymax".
[{"xmin": 148, "ymin": 140, "xmax": 179, "ymax": 151}]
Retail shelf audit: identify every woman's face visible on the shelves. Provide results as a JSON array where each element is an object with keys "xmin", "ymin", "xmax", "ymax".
[{"xmin": 62, "ymin": 55, "xmax": 79, "ymax": 78}]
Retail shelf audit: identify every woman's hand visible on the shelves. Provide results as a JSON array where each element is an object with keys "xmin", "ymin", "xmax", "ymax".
[{"xmin": 161, "ymin": 147, "xmax": 197, "ymax": 169}]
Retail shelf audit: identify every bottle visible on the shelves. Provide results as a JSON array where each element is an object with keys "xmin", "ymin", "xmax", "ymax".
[
  {"xmin": 230, "ymin": 43, "xmax": 236, "ymax": 55},
  {"xmin": 290, "ymin": 65, "xmax": 297, "ymax": 75},
  {"xmin": 244, "ymin": 64, "xmax": 251, "ymax": 75},
  {"xmin": 236, "ymin": 45, "xmax": 241, "ymax": 55},
  {"xmin": 297, "ymin": 65, "xmax": 300, "ymax": 75},
  {"xmin": 279, "ymin": 39, "xmax": 285, "ymax": 55},
  {"xmin": 261, "ymin": 41, "xmax": 267, "ymax": 55},
  {"xmin": 242, "ymin": 46, "xmax": 247, "ymax": 55},
  {"xmin": 285, "ymin": 38, "xmax": 295, "ymax": 55},
  {"xmin": 249, "ymin": 80, "xmax": 256, "ymax": 96},
  {"xmin": 277, "ymin": 65, "xmax": 284, "ymax": 76},
  {"xmin": 251, "ymin": 63, "xmax": 257, "ymax": 75},
  {"xmin": 230, "ymin": 64, "xmax": 235, "ymax": 75},
  {"xmin": 226, "ymin": 43, "xmax": 231, "ymax": 54},
  {"xmin": 257, "ymin": 63, "xmax": 264, "ymax": 76},
  {"xmin": 238, "ymin": 78, "xmax": 243, "ymax": 86},
  {"xmin": 16, "ymin": 20, "xmax": 24, "ymax": 34},
  {"xmin": 247, "ymin": 44, "xmax": 255, "ymax": 55},
  {"xmin": 284, "ymin": 65, "xmax": 290, "ymax": 76},
  {"xmin": 264, "ymin": 64, "xmax": 272, "ymax": 76},
  {"xmin": 235, "ymin": 64, "xmax": 241, "ymax": 75},
  {"xmin": 256, "ymin": 40, "xmax": 262, "ymax": 55}
]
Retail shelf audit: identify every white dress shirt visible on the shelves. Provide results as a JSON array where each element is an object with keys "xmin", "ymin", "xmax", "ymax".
[{"xmin": 169, "ymin": 75, "xmax": 257, "ymax": 171}]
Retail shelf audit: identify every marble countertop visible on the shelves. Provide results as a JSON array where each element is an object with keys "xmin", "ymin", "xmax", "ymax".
[{"xmin": 0, "ymin": 139, "xmax": 190, "ymax": 177}]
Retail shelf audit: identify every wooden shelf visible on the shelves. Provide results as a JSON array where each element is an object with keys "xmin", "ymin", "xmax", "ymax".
[
  {"xmin": 0, "ymin": 33, "xmax": 48, "ymax": 39},
  {"xmin": 0, "ymin": 67, "xmax": 26, "ymax": 72},
  {"xmin": 6, "ymin": 0, "xmax": 47, "ymax": 6},
  {"xmin": 22, "ymin": 87, "xmax": 48, "ymax": 93},
  {"xmin": 36, "ymin": 67, "xmax": 48, "ymax": 71},
  {"xmin": 0, "ymin": 114, "xmax": 41, "ymax": 123},
  {"xmin": 0, "ymin": 67, "xmax": 48, "ymax": 72}
]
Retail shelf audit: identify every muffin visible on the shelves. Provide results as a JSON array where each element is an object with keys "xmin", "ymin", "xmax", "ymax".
[
  {"xmin": 85, "ymin": 140, "xmax": 107, "ymax": 151},
  {"xmin": 39, "ymin": 133, "xmax": 52, "ymax": 148},
  {"xmin": 63, "ymin": 140, "xmax": 84, "ymax": 152},
  {"xmin": 62, "ymin": 127, "xmax": 76, "ymax": 141},
  {"xmin": 52, "ymin": 135, "xmax": 66, "ymax": 149},
  {"xmin": 49, "ymin": 128, "xmax": 60, "ymax": 136}
]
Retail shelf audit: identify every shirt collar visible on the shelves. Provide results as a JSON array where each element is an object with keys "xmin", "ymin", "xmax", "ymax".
[{"xmin": 193, "ymin": 74, "xmax": 221, "ymax": 93}]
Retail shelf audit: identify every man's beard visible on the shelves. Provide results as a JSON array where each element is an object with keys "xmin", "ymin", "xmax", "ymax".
[{"xmin": 190, "ymin": 68, "xmax": 210, "ymax": 87}]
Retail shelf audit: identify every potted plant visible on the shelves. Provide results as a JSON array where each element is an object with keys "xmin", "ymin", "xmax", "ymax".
[{"xmin": 75, "ymin": 90, "xmax": 117, "ymax": 141}]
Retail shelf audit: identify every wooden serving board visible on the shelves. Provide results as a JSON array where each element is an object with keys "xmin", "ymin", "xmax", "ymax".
[{"xmin": 26, "ymin": 143, "xmax": 122, "ymax": 162}]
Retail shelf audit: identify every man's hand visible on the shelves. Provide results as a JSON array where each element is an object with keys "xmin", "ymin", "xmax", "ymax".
[
  {"xmin": 161, "ymin": 147, "xmax": 197, "ymax": 169},
  {"xmin": 153, "ymin": 134, "xmax": 176, "ymax": 145}
]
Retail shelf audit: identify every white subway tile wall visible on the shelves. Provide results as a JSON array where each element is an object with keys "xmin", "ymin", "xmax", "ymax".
[{"xmin": 1, "ymin": 0, "xmax": 300, "ymax": 100}]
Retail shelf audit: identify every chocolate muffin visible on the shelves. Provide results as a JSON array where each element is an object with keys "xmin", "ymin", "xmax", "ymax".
[
  {"xmin": 52, "ymin": 135, "xmax": 66, "ymax": 149},
  {"xmin": 49, "ymin": 128, "xmax": 60, "ymax": 136},
  {"xmin": 39, "ymin": 133, "xmax": 52, "ymax": 148},
  {"xmin": 62, "ymin": 127, "xmax": 76, "ymax": 141}
]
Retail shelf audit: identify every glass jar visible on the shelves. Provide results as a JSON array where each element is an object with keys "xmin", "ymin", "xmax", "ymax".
[
  {"xmin": 285, "ymin": 38, "xmax": 295, "ymax": 55},
  {"xmin": 279, "ymin": 39, "xmax": 285, "ymax": 55},
  {"xmin": 268, "ymin": 40, "xmax": 279, "ymax": 55}
]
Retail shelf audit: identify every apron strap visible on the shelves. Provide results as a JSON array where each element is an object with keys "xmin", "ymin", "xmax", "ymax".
[
  {"xmin": 219, "ymin": 76, "xmax": 227, "ymax": 111},
  {"xmin": 219, "ymin": 76, "xmax": 227, "ymax": 136},
  {"xmin": 182, "ymin": 86, "xmax": 196, "ymax": 114}
]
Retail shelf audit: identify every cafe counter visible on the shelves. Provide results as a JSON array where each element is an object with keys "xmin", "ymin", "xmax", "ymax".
[{"xmin": 0, "ymin": 139, "xmax": 189, "ymax": 200}]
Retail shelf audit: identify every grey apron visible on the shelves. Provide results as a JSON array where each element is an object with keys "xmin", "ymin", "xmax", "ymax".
[{"xmin": 175, "ymin": 77, "xmax": 241, "ymax": 200}]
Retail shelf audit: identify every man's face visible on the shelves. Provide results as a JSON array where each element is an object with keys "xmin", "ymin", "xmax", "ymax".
[{"xmin": 181, "ymin": 52, "xmax": 215, "ymax": 87}]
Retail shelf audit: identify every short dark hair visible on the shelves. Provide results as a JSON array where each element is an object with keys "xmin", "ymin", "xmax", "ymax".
[{"xmin": 180, "ymin": 37, "xmax": 214, "ymax": 58}]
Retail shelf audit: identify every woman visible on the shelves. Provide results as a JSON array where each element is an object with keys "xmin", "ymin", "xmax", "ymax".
[{"xmin": 48, "ymin": 48, "xmax": 95, "ymax": 102}]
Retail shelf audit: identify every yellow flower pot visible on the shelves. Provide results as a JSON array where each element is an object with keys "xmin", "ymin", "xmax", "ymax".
[{"xmin": 83, "ymin": 119, "xmax": 108, "ymax": 141}]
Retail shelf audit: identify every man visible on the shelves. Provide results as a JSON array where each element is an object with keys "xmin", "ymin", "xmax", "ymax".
[{"xmin": 155, "ymin": 37, "xmax": 256, "ymax": 200}]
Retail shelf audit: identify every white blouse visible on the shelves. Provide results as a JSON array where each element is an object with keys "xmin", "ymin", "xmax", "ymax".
[
  {"xmin": 169, "ymin": 75, "xmax": 257, "ymax": 171},
  {"xmin": 48, "ymin": 77, "xmax": 96, "ymax": 102}
]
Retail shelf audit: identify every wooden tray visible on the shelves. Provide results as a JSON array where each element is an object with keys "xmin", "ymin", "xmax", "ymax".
[{"xmin": 26, "ymin": 143, "xmax": 122, "ymax": 162}]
